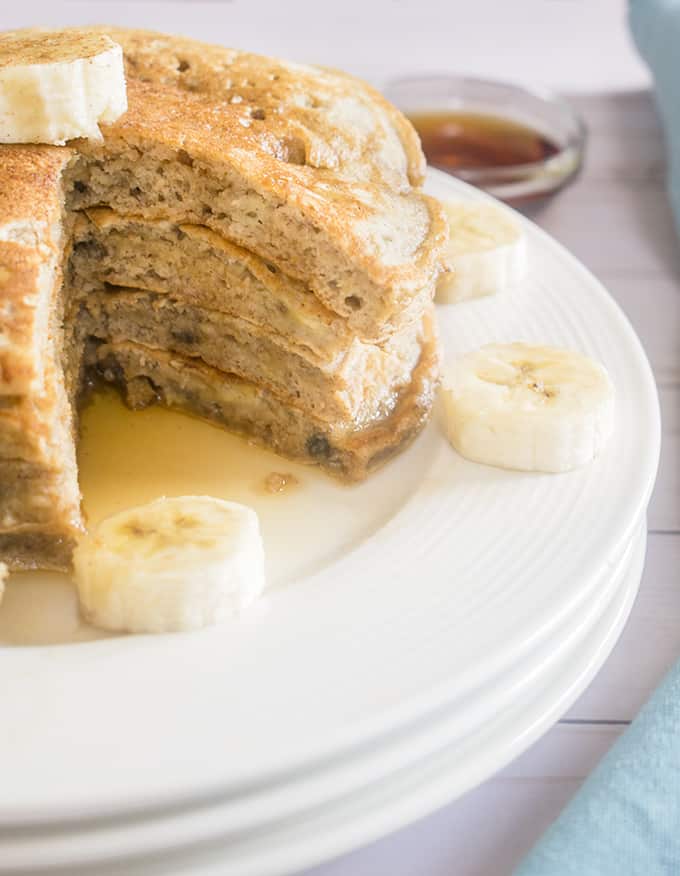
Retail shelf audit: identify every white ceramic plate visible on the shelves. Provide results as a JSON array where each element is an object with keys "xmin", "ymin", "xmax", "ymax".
[
  {"xmin": 0, "ymin": 518, "xmax": 644, "ymax": 872},
  {"xmin": 0, "ymin": 523, "xmax": 646, "ymax": 875},
  {"xmin": 0, "ymin": 170, "xmax": 660, "ymax": 827}
]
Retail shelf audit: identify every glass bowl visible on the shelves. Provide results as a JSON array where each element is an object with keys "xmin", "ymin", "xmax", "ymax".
[{"xmin": 384, "ymin": 75, "xmax": 586, "ymax": 204}]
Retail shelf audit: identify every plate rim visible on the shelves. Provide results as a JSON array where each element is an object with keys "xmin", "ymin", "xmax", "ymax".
[{"xmin": 0, "ymin": 526, "xmax": 646, "ymax": 875}]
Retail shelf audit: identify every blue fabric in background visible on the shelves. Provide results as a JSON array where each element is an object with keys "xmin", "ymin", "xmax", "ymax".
[
  {"xmin": 514, "ymin": 4, "xmax": 680, "ymax": 874},
  {"xmin": 630, "ymin": 0, "xmax": 680, "ymax": 232},
  {"xmin": 514, "ymin": 663, "xmax": 680, "ymax": 875}
]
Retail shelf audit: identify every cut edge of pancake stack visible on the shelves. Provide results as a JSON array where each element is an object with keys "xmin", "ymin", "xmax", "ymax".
[{"xmin": 0, "ymin": 26, "xmax": 447, "ymax": 571}]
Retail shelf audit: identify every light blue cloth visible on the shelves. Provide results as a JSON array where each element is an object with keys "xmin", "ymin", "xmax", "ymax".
[
  {"xmin": 630, "ymin": 0, "xmax": 680, "ymax": 232},
  {"xmin": 515, "ymin": 4, "xmax": 680, "ymax": 873},
  {"xmin": 514, "ymin": 663, "xmax": 680, "ymax": 875}
]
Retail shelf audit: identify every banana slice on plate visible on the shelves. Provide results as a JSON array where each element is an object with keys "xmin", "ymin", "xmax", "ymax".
[
  {"xmin": 0, "ymin": 28, "xmax": 127, "ymax": 145},
  {"xmin": 442, "ymin": 342, "xmax": 615, "ymax": 473},
  {"xmin": 73, "ymin": 496, "xmax": 266, "ymax": 634},
  {"xmin": 437, "ymin": 201, "xmax": 527, "ymax": 303}
]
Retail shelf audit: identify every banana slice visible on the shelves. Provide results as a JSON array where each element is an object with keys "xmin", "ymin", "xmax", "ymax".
[
  {"xmin": 0, "ymin": 28, "xmax": 127, "ymax": 145},
  {"xmin": 442, "ymin": 343, "xmax": 615, "ymax": 473},
  {"xmin": 73, "ymin": 496, "xmax": 266, "ymax": 634},
  {"xmin": 437, "ymin": 201, "xmax": 527, "ymax": 303}
]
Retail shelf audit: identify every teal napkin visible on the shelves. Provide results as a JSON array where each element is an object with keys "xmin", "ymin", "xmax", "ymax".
[
  {"xmin": 514, "ymin": 662, "xmax": 680, "ymax": 875},
  {"xmin": 515, "ymin": 4, "xmax": 680, "ymax": 873},
  {"xmin": 630, "ymin": 0, "xmax": 680, "ymax": 232}
]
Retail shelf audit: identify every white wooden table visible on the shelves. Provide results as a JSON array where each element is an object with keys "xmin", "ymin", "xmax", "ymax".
[{"xmin": 8, "ymin": 2, "xmax": 677, "ymax": 873}]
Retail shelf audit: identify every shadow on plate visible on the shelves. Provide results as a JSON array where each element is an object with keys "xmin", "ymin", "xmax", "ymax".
[{"xmin": 0, "ymin": 572, "xmax": 112, "ymax": 647}]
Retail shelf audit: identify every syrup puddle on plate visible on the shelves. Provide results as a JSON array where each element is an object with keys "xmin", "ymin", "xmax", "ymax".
[{"xmin": 0, "ymin": 389, "xmax": 432, "ymax": 646}]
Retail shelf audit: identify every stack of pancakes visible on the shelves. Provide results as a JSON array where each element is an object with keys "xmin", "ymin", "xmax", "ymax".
[{"xmin": 0, "ymin": 28, "xmax": 446, "ymax": 570}]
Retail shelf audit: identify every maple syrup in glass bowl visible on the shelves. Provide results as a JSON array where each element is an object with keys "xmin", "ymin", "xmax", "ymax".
[{"xmin": 385, "ymin": 75, "xmax": 586, "ymax": 204}]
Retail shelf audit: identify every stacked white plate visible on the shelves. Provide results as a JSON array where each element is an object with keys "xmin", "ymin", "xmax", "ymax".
[{"xmin": 0, "ymin": 171, "xmax": 660, "ymax": 876}]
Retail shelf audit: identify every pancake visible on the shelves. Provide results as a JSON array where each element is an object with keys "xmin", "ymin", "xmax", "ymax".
[
  {"xmin": 65, "ymin": 122, "xmax": 446, "ymax": 341},
  {"xmin": 71, "ymin": 209, "xmax": 356, "ymax": 361},
  {"xmin": 87, "ymin": 317, "xmax": 439, "ymax": 483},
  {"xmin": 75, "ymin": 289, "xmax": 427, "ymax": 424},
  {"xmin": 0, "ymin": 27, "xmax": 445, "ymax": 571},
  {"xmin": 60, "ymin": 24, "xmax": 448, "ymax": 342}
]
